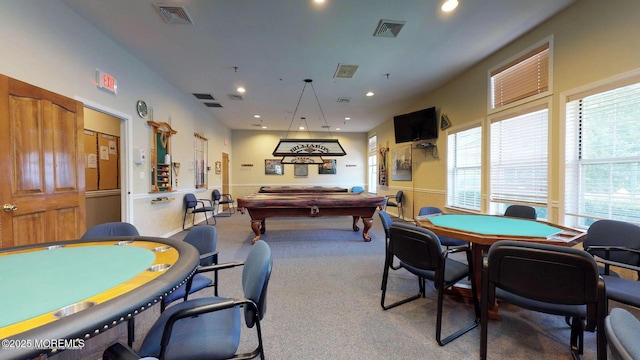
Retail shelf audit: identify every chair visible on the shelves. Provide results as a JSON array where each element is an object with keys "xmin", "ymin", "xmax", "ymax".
[
  {"xmin": 104, "ymin": 240, "xmax": 273, "ymax": 360},
  {"xmin": 183, "ymin": 193, "xmax": 216, "ymax": 230},
  {"xmin": 381, "ymin": 223, "xmax": 480, "ymax": 346},
  {"xmin": 161, "ymin": 225, "xmax": 219, "ymax": 312},
  {"xmin": 605, "ymin": 307, "xmax": 640, "ymax": 360},
  {"xmin": 351, "ymin": 186, "xmax": 364, "ymax": 194},
  {"xmin": 385, "ymin": 190, "xmax": 404, "ymax": 219},
  {"xmin": 480, "ymin": 240, "xmax": 607, "ymax": 360},
  {"xmin": 417, "ymin": 207, "xmax": 468, "ymax": 249},
  {"xmin": 503, "ymin": 204, "xmax": 537, "ymax": 219},
  {"xmin": 82, "ymin": 222, "xmax": 140, "ymax": 347},
  {"xmin": 81, "ymin": 222, "xmax": 139, "ymax": 239},
  {"xmin": 212, "ymin": 189, "xmax": 236, "ymax": 217},
  {"xmin": 584, "ymin": 219, "xmax": 640, "ymax": 308}
]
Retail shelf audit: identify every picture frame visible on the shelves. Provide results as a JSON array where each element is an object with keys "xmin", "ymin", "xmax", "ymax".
[
  {"xmin": 265, "ymin": 159, "xmax": 284, "ymax": 175},
  {"xmin": 391, "ymin": 145, "xmax": 412, "ymax": 181},
  {"xmin": 294, "ymin": 164, "xmax": 308, "ymax": 177},
  {"xmin": 318, "ymin": 159, "xmax": 337, "ymax": 174}
]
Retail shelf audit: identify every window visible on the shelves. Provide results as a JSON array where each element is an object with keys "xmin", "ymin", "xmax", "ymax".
[
  {"xmin": 489, "ymin": 38, "xmax": 551, "ymax": 112},
  {"xmin": 489, "ymin": 102, "xmax": 549, "ymax": 218},
  {"xmin": 565, "ymin": 77, "xmax": 640, "ymax": 227},
  {"xmin": 447, "ymin": 125, "xmax": 481, "ymax": 211},
  {"xmin": 368, "ymin": 135, "xmax": 378, "ymax": 193}
]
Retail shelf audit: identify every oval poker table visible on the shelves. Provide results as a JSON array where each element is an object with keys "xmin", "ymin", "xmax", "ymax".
[{"xmin": 0, "ymin": 236, "xmax": 199, "ymax": 359}]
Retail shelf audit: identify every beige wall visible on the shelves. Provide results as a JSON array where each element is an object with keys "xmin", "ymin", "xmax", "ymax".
[
  {"xmin": 369, "ymin": 0, "xmax": 640, "ymax": 222},
  {"xmin": 231, "ymin": 130, "xmax": 368, "ymax": 199}
]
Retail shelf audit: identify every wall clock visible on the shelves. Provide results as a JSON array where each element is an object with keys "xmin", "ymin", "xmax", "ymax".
[{"xmin": 136, "ymin": 100, "xmax": 148, "ymax": 118}]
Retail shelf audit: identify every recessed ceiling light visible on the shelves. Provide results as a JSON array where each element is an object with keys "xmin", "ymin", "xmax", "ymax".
[
  {"xmin": 366, "ymin": 91, "xmax": 374, "ymax": 97},
  {"xmin": 336, "ymin": 128, "xmax": 341, "ymax": 131},
  {"xmin": 237, "ymin": 87, "xmax": 246, "ymax": 93},
  {"xmin": 344, "ymin": 117, "xmax": 351, "ymax": 120},
  {"xmin": 254, "ymin": 115, "xmax": 260, "ymax": 118},
  {"xmin": 314, "ymin": 0, "xmax": 325, "ymax": 4},
  {"xmin": 261, "ymin": 125, "xmax": 267, "ymax": 129},
  {"xmin": 441, "ymin": 0, "xmax": 459, "ymax": 12},
  {"xmin": 299, "ymin": 126, "xmax": 305, "ymax": 130}
]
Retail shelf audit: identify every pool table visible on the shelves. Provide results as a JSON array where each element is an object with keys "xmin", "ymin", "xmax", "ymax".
[
  {"xmin": 415, "ymin": 214, "xmax": 586, "ymax": 318},
  {"xmin": 237, "ymin": 193, "xmax": 386, "ymax": 243},
  {"xmin": 0, "ymin": 236, "xmax": 199, "ymax": 359}
]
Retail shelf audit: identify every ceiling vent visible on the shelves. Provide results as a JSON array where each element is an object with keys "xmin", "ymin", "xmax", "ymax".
[
  {"xmin": 227, "ymin": 94, "xmax": 244, "ymax": 101},
  {"xmin": 373, "ymin": 19, "xmax": 406, "ymax": 38},
  {"xmin": 193, "ymin": 93, "xmax": 215, "ymax": 100},
  {"xmin": 337, "ymin": 97, "xmax": 351, "ymax": 104},
  {"xmin": 334, "ymin": 64, "xmax": 359, "ymax": 79},
  {"xmin": 155, "ymin": 4, "xmax": 195, "ymax": 25},
  {"xmin": 204, "ymin": 102, "xmax": 222, "ymax": 108}
]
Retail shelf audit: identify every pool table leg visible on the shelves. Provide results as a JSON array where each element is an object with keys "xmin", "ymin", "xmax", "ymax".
[
  {"xmin": 360, "ymin": 216, "xmax": 373, "ymax": 242},
  {"xmin": 250, "ymin": 219, "xmax": 263, "ymax": 243}
]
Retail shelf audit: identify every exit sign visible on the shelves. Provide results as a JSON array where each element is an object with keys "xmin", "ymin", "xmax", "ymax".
[{"xmin": 96, "ymin": 69, "xmax": 117, "ymax": 95}]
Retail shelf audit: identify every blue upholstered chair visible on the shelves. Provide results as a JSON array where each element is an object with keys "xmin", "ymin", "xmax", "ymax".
[
  {"xmin": 417, "ymin": 207, "xmax": 468, "ymax": 249},
  {"xmin": 480, "ymin": 240, "xmax": 607, "ymax": 360},
  {"xmin": 584, "ymin": 219, "xmax": 640, "ymax": 308},
  {"xmin": 503, "ymin": 204, "xmax": 537, "ymax": 219},
  {"xmin": 212, "ymin": 189, "xmax": 235, "ymax": 216},
  {"xmin": 161, "ymin": 225, "xmax": 218, "ymax": 312},
  {"xmin": 351, "ymin": 186, "xmax": 364, "ymax": 194},
  {"xmin": 81, "ymin": 222, "xmax": 139, "ymax": 239},
  {"xmin": 139, "ymin": 240, "xmax": 272, "ymax": 359},
  {"xmin": 82, "ymin": 222, "xmax": 140, "ymax": 347},
  {"xmin": 381, "ymin": 223, "xmax": 480, "ymax": 346},
  {"xmin": 605, "ymin": 308, "xmax": 640, "ymax": 360},
  {"xmin": 183, "ymin": 193, "xmax": 216, "ymax": 230},
  {"xmin": 385, "ymin": 191, "xmax": 404, "ymax": 219}
]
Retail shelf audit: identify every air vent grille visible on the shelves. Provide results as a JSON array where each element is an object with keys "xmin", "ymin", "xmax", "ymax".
[
  {"xmin": 337, "ymin": 97, "xmax": 351, "ymax": 104},
  {"xmin": 334, "ymin": 64, "xmax": 359, "ymax": 79},
  {"xmin": 193, "ymin": 93, "xmax": 215, "ymax": 100},
  {"xmin": 204, "ymin": 102, "xmax": 222, "ymax": 108},
  {"xmin": 155, "ymin": 4, "xmax": 195, "ymax": 25},
  {"xmin": 227, "ymin": 94, "xmax": 244, "ymax": 100},
  {"xmin": 373, "ymin": 19, "xmax": 406, "ymax": 38}
]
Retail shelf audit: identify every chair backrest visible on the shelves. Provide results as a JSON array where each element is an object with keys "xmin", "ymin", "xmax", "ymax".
[
  {"xmin": 378, "ymin": 210, "xmax": 393, "ymax": 241},
  {"xmin": 418, "ymin": 206, "xmax": 443, "ymax": 216},
  {"xmin": 242, "ymin": 240, "xmax": 272, "ymax": 326},
  {"xmin": 351, "ymin": 186, "xmax": 364, "ymax": 194},
  {"xmin": 605, "ymin": 308, "xmax": 640, "ymax": 360},
  {"xmin": 503, "ymin": 205, "xmax": 537, "ymax": 219},
  {"xmin": 504, "ymin": 205, "xmax": 538, "ymax": 220},
  {"xmin": 485, "ymin": 240, "xmax": 602, "ymax": 317},
  {"xmin": 183, "ymin": 193, "xmax": 198, "ymax": 209},
  {"xmin": 585, "ymin": 219, "xmax": 640, "ymax": 268},
  {"xmin": 388, "ymin": 223, "xmax": 442, "ymax": 271},
  {"xmin": 395, "ymin": 190, "xmax": 403, "ymax": 203},
  {"xmin": 183, "ymin": 225, "xmax": 217, "ymax": 266},
  {"xmin": 212, "ymin": 189, "xmax": 221, "ymax": 201},
  {"xmin": 81, "ymin": 222, "xmax": 139, "ymax": 239}
]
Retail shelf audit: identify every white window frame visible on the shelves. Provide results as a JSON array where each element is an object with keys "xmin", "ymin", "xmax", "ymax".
[
  {"xmin": 367, "ymin": 134, "xmax": 378, "ymax": 193},
  {"xmin": 487, "ymin": 36, "xmax": 554, "ymax": 114},
  {"xmin": 446, "ymin": 120, "xmax": 483, "ymax": 212},
  {"xmin": 560, "ymin": 68, "xmax": 640, "ymax": 228}
]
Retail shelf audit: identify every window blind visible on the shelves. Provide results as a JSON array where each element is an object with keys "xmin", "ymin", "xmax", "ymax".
[
  {"xmin": 490, "ymin": 108, "xmax": 548, "ymax": 205},
  {"xmin": 447, "ymin": 126, "xmax": 482, "ymax": 210},
  {"xmin": 565, "ymin": 81, "xmax": 640, "ymax": 225},
  {"xmin": 491, "ymin": 43, "xmax": 549, "ymax": 110}
]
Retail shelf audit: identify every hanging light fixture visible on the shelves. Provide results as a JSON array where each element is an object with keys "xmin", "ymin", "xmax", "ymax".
[{"xmin": 272, "ymin": 79, "xmax": 346, "ymax": 164}]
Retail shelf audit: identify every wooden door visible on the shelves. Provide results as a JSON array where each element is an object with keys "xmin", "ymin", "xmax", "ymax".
[{"xmin": 0, "ymin": 75, "xmax": 85, "ymax": 248}]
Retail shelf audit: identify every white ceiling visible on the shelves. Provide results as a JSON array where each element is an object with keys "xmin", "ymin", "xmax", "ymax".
[{"xmin": 60, "ymin": 0, "xmax": 575, "ymax": 133}]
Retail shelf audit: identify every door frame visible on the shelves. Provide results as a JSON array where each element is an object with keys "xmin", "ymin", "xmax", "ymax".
[{"xmin": 76, "ymin": 97, "xmax": 133, "ymax": 223}]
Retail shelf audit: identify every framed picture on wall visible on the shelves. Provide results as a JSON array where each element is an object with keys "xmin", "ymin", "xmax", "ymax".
[
  {"xmin": 391, "ymin": 145, "xmax": 412, "ymax": 181},
  {"xmin": 318, "ymin": 159, "xmax": 337, "ymax": 174},
  {"xmin": 294, "ymin": 164, "xmax": 308, "ymax": 177},
  {"xmin": 265, "ymin": 159, "xmax": 284, "ymax": 175}
]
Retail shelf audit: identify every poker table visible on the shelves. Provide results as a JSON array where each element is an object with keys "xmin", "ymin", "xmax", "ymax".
[
  {"xmin": 0, "ymin": 236, "xmax": 199, "ymax": 359},
  {"xmin": 238, "ymin": 193, "xmax": 386, "ymax": 243},
  {"xmin": 258, "ymin": 186, "xmax": 349, "ymax": 193},
  {"xmin": 416, "ymin": 214, "xmax": 586, "ymax": 318}
]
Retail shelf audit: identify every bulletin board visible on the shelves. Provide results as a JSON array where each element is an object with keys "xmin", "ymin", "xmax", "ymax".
[{"xmin": 84, "ymin": 130, "xmax": 120, "ymax": 191}]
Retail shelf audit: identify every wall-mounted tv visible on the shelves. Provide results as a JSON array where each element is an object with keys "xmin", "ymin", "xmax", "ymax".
[{"xmin": 393, "ymin": 107, "xmax": 438, "ymax": 144}]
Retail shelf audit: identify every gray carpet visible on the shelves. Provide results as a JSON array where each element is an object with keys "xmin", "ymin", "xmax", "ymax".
[{"xmin": 51, "ymin": 212, "xmax": 640, "ymax": 359}]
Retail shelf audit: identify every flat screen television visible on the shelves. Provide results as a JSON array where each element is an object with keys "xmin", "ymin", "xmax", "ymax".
[{"xmin": 393, "ymin": 107, "xmax": 438, "ymax": 144}]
